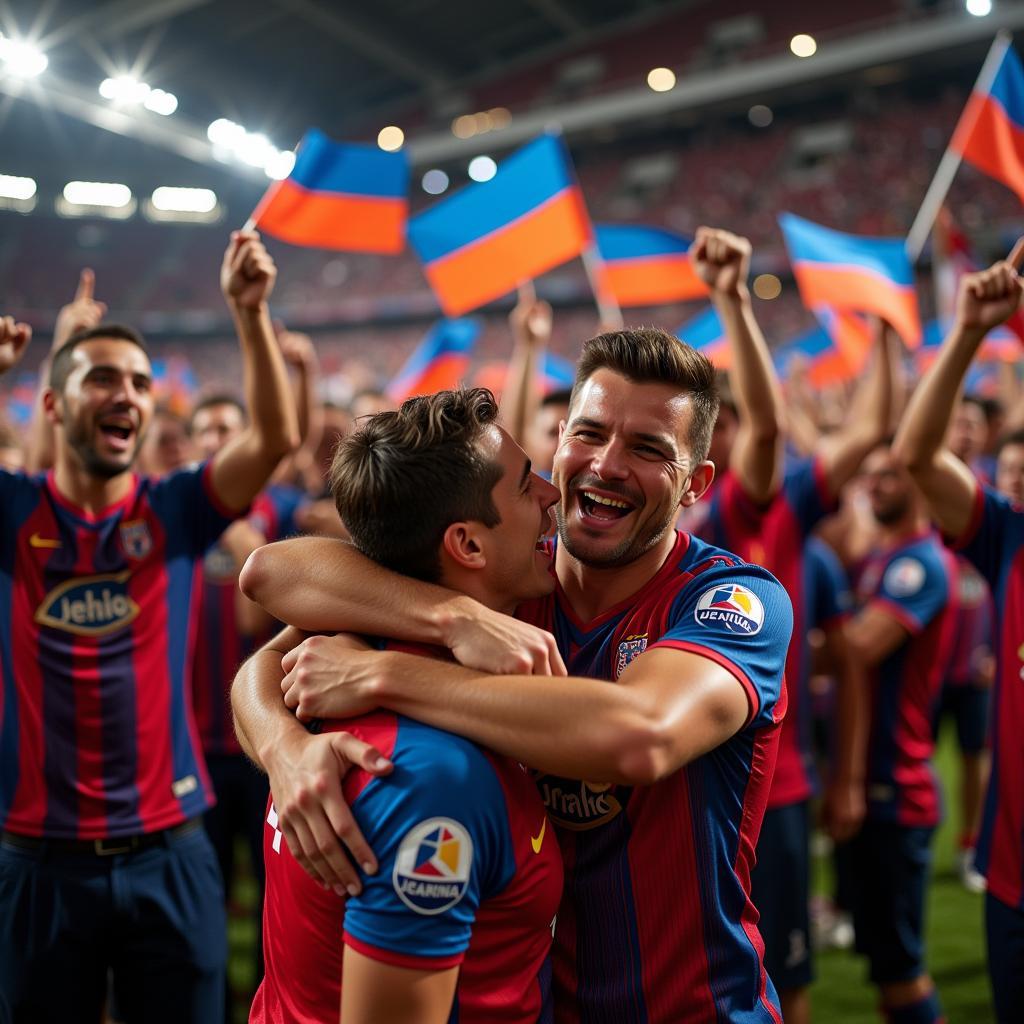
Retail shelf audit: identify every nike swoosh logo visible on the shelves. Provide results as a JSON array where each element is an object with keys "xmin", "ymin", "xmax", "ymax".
[
  {"xmin": 531, "ymin": 817, "xmax": 547, "ymax": 854},
  {"xmin": 29, "ymin": 533, "xmax": 60, "ymax": 549}
]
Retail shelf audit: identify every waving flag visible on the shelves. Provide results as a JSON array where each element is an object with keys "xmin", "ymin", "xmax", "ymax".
[
  {"xmin": 408, "ymin": 135, "xmax": 592, "ymax": 316},
  {"xmin": 386, "ymin": 319, "xmax": 480, "ymax": 403},
  {"xmin": 772, "ymin": 316, "xmax": 867, "ymax": 387},
  {"xmin": 779, "ymin": 212, "xmax": 921, "ymax": 347},
  {"xmin": 252, "ymin": 129, "xmax": 409, "ymax": 253},
  {"xmin": 918, "ymin": 318, "xmax": 1019, "ymax": 370},
  {"xmin": 593, "ymin": 225, "xmax": 708, "ymax": 307},
  {"xmin": 951, "ymin": 44, "xmax": 1024, "ymax": 204},
  {"xmin": 675, "ymin": 306, "xmax": 729, "ymax": 369}
]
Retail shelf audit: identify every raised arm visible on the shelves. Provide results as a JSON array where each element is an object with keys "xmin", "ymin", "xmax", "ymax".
[
  {"xmin": 691, "ymin": 227, "xmax": 784, "ymax": 503},
  {"xmin": 209, "ymin": 232, "xmax": 299, "ymax": 512},
  {"xmin": 815, "ymin": 319, "xmax": 895, "ymax": 500},
  {"xmin": 500, "ymin": 287, "xmax": 552, "ymax": 448},
  {"xmin": 893, "ymin": 242, "xmax": 1024, "ymax": 539},
  {"xmin": 0, "ymin": 317, "xmax": 33, "ymax": 380}
]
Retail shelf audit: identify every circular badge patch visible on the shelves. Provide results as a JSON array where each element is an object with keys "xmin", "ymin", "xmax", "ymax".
[
  {"xmin": 883, "ymin": 558, "xmax": 926, "ymax": 598},
  {"xmin": 694, "ymin": 583, "xmax": 766, "ymax": 635},
  {"xmin": 392, "ymin": 817, "xmax": 473, "ymax": 916}
]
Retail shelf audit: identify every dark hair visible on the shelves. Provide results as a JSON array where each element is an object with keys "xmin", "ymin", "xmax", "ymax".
[
  {"xmin": 961, "ymin": 394, "xmax": 988, "ymax": 416},
  {"xmin": 996, "ymin": 428, "xmax": 1024, "ymax": 458},
  {"xmin": 977, "ymin": 396, "xmax": 1005, "ymax": 424},
  {"xmin": 329, "ymin": 387, "xmax": 503, "ymax": 582},
  {"xmin": 570, "ymin": 327, "xmax": 720, "ymax": 463},
  {"xmin": 49, "ymin": 324, "xmax": 147, "ymax": 392},
  {"xmin": 540, "ymin": 387, "xmax": 573, "ymax": 410},
  {"xmin": 189, "ymin": 393, "xmax": 247, "ymax": 432}
]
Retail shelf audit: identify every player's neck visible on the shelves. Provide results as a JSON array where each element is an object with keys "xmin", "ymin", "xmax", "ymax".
[
  {"xmin": 555, "ymin": 529, "xmax": 677, "ymax": 623},
  {"xmin": 52, "ymin": 454, "xmax": 135, "ymax": 516},
  {"xmin": 874, "ymin": 510, "xmax": 928, "ymax": 548}
]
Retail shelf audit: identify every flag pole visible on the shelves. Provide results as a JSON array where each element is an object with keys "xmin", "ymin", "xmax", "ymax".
[
  {"xmin": 580, "ymin": 245, "xmax": 624, "ymax": 331},
  {"xmin": 905, "ymin": 31, "xmax": 1012, "ymax": 263}
]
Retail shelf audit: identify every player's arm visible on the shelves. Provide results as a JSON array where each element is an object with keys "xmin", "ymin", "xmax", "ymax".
[
  {"xmin": 500, "ymin": 287, "xmax": 552, "ymax": 448},
  {"xmin": 813, "ymin": 318, "xmax": 895, "ymax": 501},
  {"xmin": 340, "ymin": 952, "xmax": 457, "ymax": 1024},
  {"xmin": 240, "ymin": 536, "xmax": 565, "ymax": 674},
  {"xmin": 0, "ymin": 316, "xmax": 32, "ymax": 381},
  {"xmin": 208, "ymin": 232, "xmax": 300, "ymax": 513},
  {"xmin": 692, "ymin": 227, "xmax": 784, "ymax": 503},
  {"xmin": 232, "ymin": 625, "xmax": 392, "ymax": 892},
  {"xmin": 893, "ymin": 244, "xmax": 1024, "ymax": 539},
  {"xmin": 842, "ymin": 604, "xmax": 911, "ymax": 668}
]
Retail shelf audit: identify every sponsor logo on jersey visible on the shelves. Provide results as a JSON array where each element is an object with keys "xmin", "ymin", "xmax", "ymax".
[
  {"xmin": 958, "ymin": 564, "xmax": 987, "ymax": 606},
  {"xmin": 531, "ymin": 817, "xmax": 547, "ymax": 854},
  {"xmin": 883, "ymin": 557, "xmax": 926, "ymax": 598},
  {"xmin": 119, "ymin": 519, "xmax": 152, "ymax": 560},
  {"xmin": 203, "ymin": 542, "xmax": 237, "ymax": 583},
  {"xmin": 615, "ymin": 634, "xmax": 648, "ymax": 676},
  {"xmin": 28, "ymin": 532, "xmax": 61, "ymax": 550},
  {"xmin": 536, "ymin": 775, "xmax": 623, "ymax": 830},
  {"xmin": 393, "ymin": 818, "xmax": 473, "ymax": 915},
  {"xmin": 35, "ymin": 572, "xmax": 139, "ymax": 637},
  {"xmin": 694, "ymin": 583, "xmax": 765, "ymax": 635}
]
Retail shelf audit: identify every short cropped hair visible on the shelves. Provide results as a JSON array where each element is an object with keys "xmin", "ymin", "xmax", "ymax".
[
  {"xmin": 570, "ymin": 327, "xmax": 720, "ymax": 463},
  {"xmin": 49, "ymin": 324, "xmax": 147, "ymax": 392},
  {"xmin": 329, "ymin": 387, "xmax": 503, "ymax": 583},
  {"xmin": 540, "ymin": 387, "xmax": 572, "ymax": 410},
  {"xmin": 189, "ymin": 393, "xmax": 247, "ymax": 431},
  {"xmin": 996, "ymin": 427, "xmax": 1024, "ymax": 458}
]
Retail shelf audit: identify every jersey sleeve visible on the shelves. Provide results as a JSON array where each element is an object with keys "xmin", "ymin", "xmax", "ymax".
[
  {"xmin": 952, "ymin": 483, "xmax": 1024, "ymax": 589},
  {"xmin": 869, "ymin": 544, "xmax": 950, "ymax": 635},
  {"xmin": 342, "ymin": 719, "xmax": 515, "ymax": 970},
  {"xmin": 781, "ymin": 456, "xmax": 836, "ymax": 535},
  {"xmin": 148, "ymin": 461, "xmax": 238, "ymax": 557},
  {"xmin": 647, "ymin": 561, "xmax": 793, "ymax": 729}
]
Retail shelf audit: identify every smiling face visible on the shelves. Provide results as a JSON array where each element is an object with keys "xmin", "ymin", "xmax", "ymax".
[
  {"xmin": 49, "ymin": 338, "xmax": 154, "ymax": 479},
  {"xmin": 191, "ymin": 401, "xmax": 246, "ymax": 460},
  {"xmin": 553, "ymin": 368, "xmax": 702, "ymax": 568}
]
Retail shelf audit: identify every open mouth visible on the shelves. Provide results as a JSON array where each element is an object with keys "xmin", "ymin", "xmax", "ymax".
[
  {"xmin": 577, "ymin": 488, "xmax": 636, "ymax": 524},
  {"xmin": 97, "ymin": 416, "xmax": 136, "ymax": 452}
]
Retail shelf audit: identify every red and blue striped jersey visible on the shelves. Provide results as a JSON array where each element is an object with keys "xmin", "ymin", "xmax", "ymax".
[
  {"xmin": 943, "ymin": 555, "xmax": 994, "ymax": 689},
  {"xmin": 517, "ymin": 531, "xmax": 792, "ymax": 1024},
  {"xmin": 854, "ymin": 532, "xmax": 956, "ymax": 828},
  {"xmin": 950, "ymin": 484, "xmax": 1024, "ymax": 909},
  {"xmin": 0, "ymin": 464, "xmax": 236, "ymax": 839},
  {"xmin": 192, "ymin": 484, "xmax": 306, "ymax": 756},
  {"xmin": 254, "ymin": 709, "xmax": 562, "ymax": 1023},
  {"xmin": 699, "ymin": 458, "xmax": 836, "ymax": 808},
  {"xmin": 806, "ymin": 536, "xmax": 853, "ymax": 634}
]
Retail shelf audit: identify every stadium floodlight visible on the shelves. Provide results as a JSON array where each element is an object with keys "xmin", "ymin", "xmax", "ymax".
[
  {"xmin": 151, "ymin": 187, "xmax": 217, "ymax": 213},
  {"xmin": 646, "ymin": 67, "xmax": 676, "ymax": 92},
  {"xmin": 0, "ymin": 34, "xmax": 48, "ymax": 77},
  {"xmin": 98, "ymin": 76, "xmax": 150, "ymax": 105},
  {"xmin": 452, "ymin": 115, "xmax": 476, "ymax": 139},
  {"xmin": 0, "ymin": 174, "xmax": 36, "ymax": 201},
  {"xmin": 377, "ymin": 126, "xmax": 405, "ymax": 152},
  {"xmin": 208, "ymin": 118, "xmax": 244, "ymax": 146},
  {"xmin": 264, "ymin": 149, "xmax": 296, "ymax": 180},
  {"xmin": 790, "ymin": 34, "xmax": 818, "ymax": 58},
  {"xmin": 468, "ymin": 156, "xmax": 497, "ymax": 182},
  {"xmin": 234, "ymin": 131, "xmax": 273, "ymax": 168},
  {"xmin": 63, "ymin": 181, "xmax": 132, "ymax": 207},
  {"xmin": 966, "ymin": 0, "xmax": 992, "ymax": 15},
  {"xmin": 144, "ymin": 89, "xmax": 178, "ymax": 116},
  {"xmin": 422, "ymin": 169, "xmax": 449, "ymax": 195}
]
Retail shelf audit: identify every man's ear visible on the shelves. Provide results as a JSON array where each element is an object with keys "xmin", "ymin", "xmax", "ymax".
[
  {"xmin": 680, "ymin": 460, "xmax": 715, "ymax": 508},
  {"xmin": 440, "ymin": 521, "xmax": 487, "ymax": 571},
  {"xmin": 42, "ymin": 387, "xmax": 63, "ymax": 427}
]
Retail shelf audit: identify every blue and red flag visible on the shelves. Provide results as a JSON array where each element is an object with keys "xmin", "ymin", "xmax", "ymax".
[
  {"xmin": 386, "ymin": 318, "xmax": 480, "ymax": 403},
  {"xmin": 771, "ymin": 316, "xmax": 866, "ymax": 387},
  {"xmin": 919, "ymin": 318, "xmax": 1019, "ymax": 370},
  {"xmin": 952, "ymin": 44, "xmax": 1024, "ymax": 204},
  {"xmin": 408, "ymin": 135, "xmax": 592, "ymax": 316},
  {"xmin": 593, "ymin": 224, "xmax": 708, "ymax": 307},
  {"xmin": 675, "ymin": 306, "xmax": 729, "ymax": 369},
  {"xmin": 779, "ymin": 212, "xmax": 921, "ymax": 347},
  {"xmin": 252, "ymin": 129, "xmax": 409, "ymax": 253},
  {"xmin": 541, "ymin": 352, "xmax": 576, "ymax": 391}
]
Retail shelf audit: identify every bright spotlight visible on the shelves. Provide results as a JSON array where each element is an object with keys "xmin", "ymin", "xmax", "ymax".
[
  {"xmin": 0, "ymin": 174, "xmax": 36, "ymax": 200},
  {"xmin": 151, "ymin": 187, "xmax": 217, "ymax": 213},
  {"xmin": 144, "ymin": 89, "xmax": 177, "ymax": 115},
  {"xmin": 235, "ymin": 132, "xmax": 273, "ymax": 168},
  {"xmin": 264, "ymin": 150, "xmax": 296, "ymax": 180},
  {"xmin": 377, "ymin": 125, "xmax": 405, "ymax": 152},
  {"xmin": 0, "ymin": 35, "xmax": 48, "ymax": 78},
  {"xmin": 790, "ymin": 34, "xmax": 817, "ymax": 58},
  {"xmin": 468, "ymin": 156, "xmax": 497, "ymax": 182},
  {"xmin": 63, "ymin": 181, "xmax": 132, "ymax": 208},
  {"xmin": 966, "ymin": 0, "xmax": 992, "ymax": 15},
  {"xmin": 646, "ymin": 67, "xmax": 676, "ymax": 92},
  {"xmin": 207, "ymin": 118, "xmax": 244, "ymax": 146},
  {"xmin": 422, "ymin": 169, "xmax": 449, "ymax": 195},
  {"xmin": 98, "ymin": 75, "xmax": 150, "ymax": 104}
]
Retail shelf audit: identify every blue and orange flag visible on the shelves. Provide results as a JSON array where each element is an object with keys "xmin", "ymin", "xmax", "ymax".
[
  {"xmin": 919, "ymin": 318, "xmax": 1019, "ymax": 369},
  {"xmin": 951, "ymin": 44, "xmax": 1024, "ymax": 204},
  {"xmin": 592, "ymin": 225, "xmax": 708, "ymax": 307},
  {"xmin": 386, "ymin": 318, "xmax": 480, "ymax": 404},
  {"xmin": 772, "ymin": 313, "xmax": 870, "ymax": 387},
  {"xmin": 408, "ymin": 135, "xmax": 592, "ymax": 316},
  {"xmin": 779, "ymin": 212, "xmax": 921, "ymax": 347},
  {"xmin": 252, "ymin": 129, "xmax": 409, "ymax": 253},
  {"xmin": 675, "ymin": 306, "xmax": 729, "ymax": 369}
]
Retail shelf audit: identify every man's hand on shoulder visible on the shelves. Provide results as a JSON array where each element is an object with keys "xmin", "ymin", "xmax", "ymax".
[
  {"xmin": 0, "ymin": 316, "xmax": 31, "ymax": 376},
  {"xmin": 281, "ymin": 634, "xmax": 383, "ymax": 721},
  {"xmin": 221, "ymin": 230, "xmax": 276, "ymax": 311}
]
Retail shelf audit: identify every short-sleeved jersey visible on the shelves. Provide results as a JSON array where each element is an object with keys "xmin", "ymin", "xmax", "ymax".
[
  {"xmin": 0, "ymin": 464, "xmax": 235, "ymax": 839},
  {"xmin": 517, "ymin": 531, "xmax": 792, "ymax": 1024},
  {"xmin": 192, "ymin": 484, "xmax": 305, "ymax": 757},
  {"xmin": 806, "ymin": 536, "xmax": 853, "ymax": 633},
  {"xmin": 854, "ymin": 532, "xmax": 956, "ymax": 828},
  {"xmin": 254, "ymin": 710, "xmax": 562, "ymax": 1024},
  {"xmin": 700, "ymin": 458, "xmax": 836, "ymax": 808},
  {"xmin": 943, "ymin": 555, "xmax": 994, "ymax": 689},
  {"xmin": 951, "ymin": 485, "xmax": 1024, "ymax": 909}
]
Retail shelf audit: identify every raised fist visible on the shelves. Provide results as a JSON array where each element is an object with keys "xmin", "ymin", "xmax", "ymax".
[
  {"xmin": 53, "ymin": 269, "xmax": 107, "ymax": 353},
  {"xmin": 955, "ymin": 238, "xmax": 1024, "ymax": 337},
  {"xmin": 276, "ymin": 328, "xmax": 317, "ymax": 369},
  {"xmin": 690, "ymin": 227, "xmax": 752, "ymax": 297},
  {"xmin": 0, "ymin": 316, "xmax": 32, "ymax": 376},
  {"xmin": 221, "ymin": 231, "xmax": 277, "ymax": 310},
  {"xmin": 509, "ymin": 296, "xmax": 553, "ymax": 347}
]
